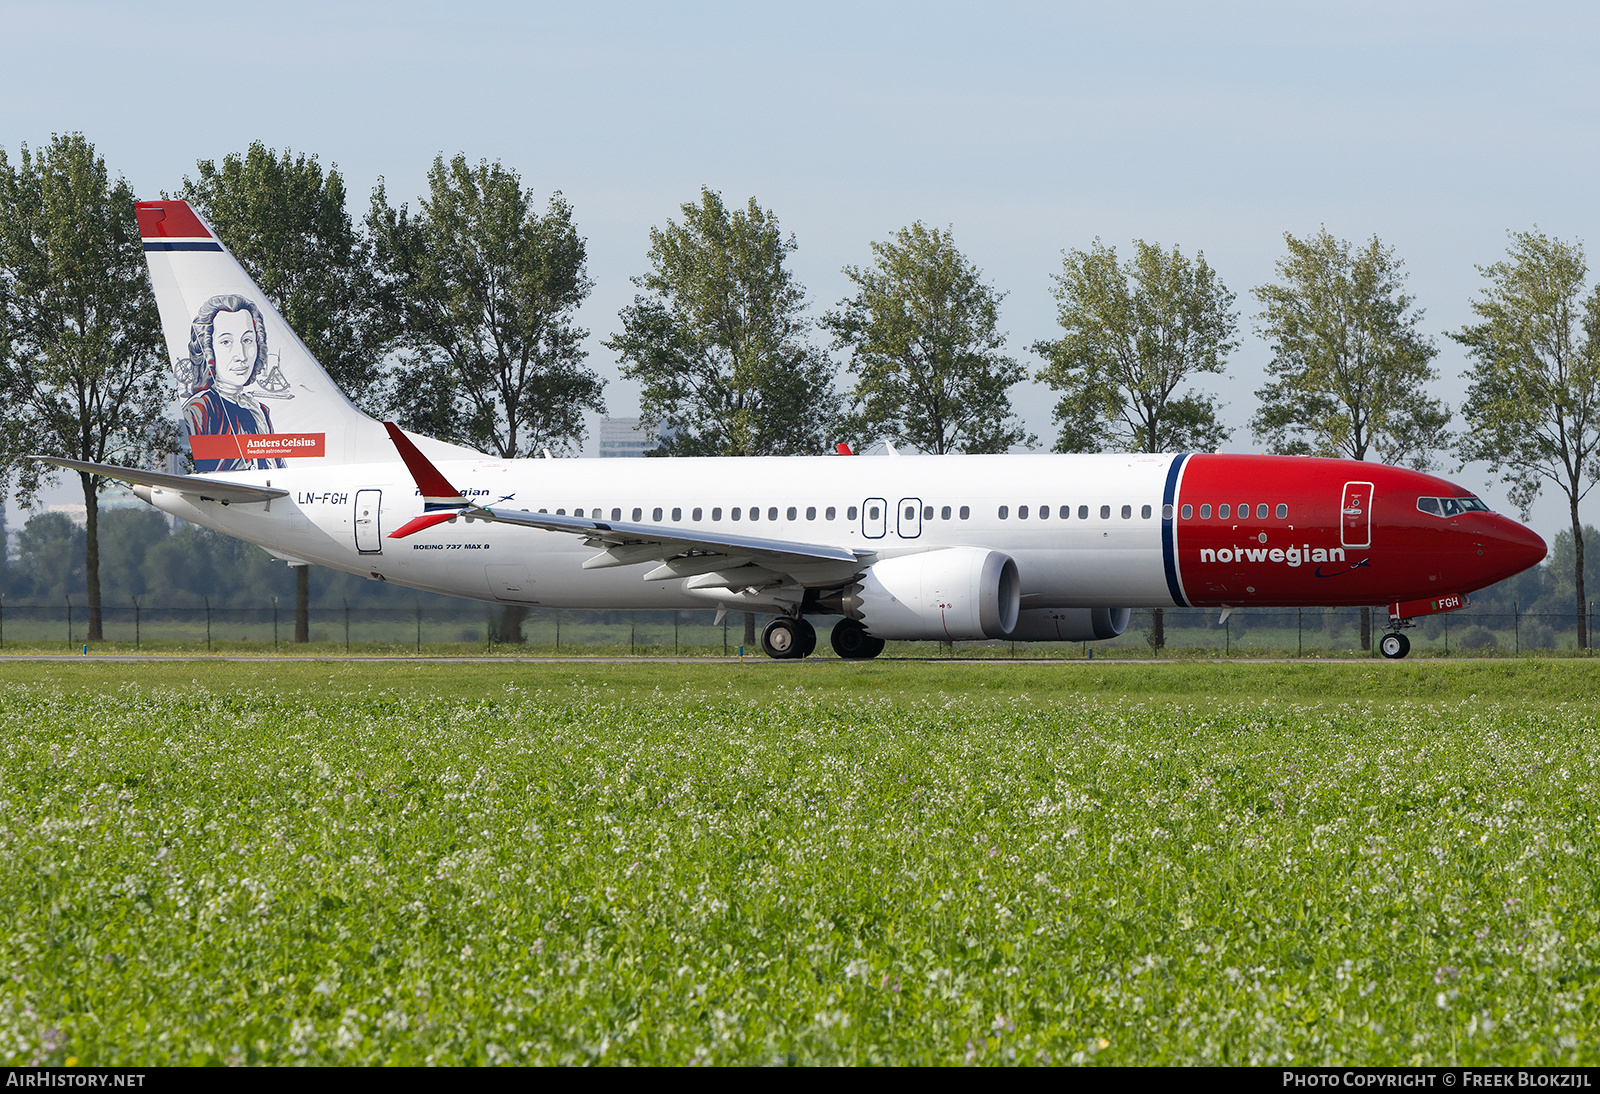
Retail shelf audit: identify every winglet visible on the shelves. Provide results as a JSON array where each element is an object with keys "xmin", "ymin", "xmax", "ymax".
[
  {"xmin": 835, "ymin": 442, "xmax": 854, "ymax": 455},
  {"xmin": 384, "ymin": 422, "xmax": 468, "ymax": 508}
]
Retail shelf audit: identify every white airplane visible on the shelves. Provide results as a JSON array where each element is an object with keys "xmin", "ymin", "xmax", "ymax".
[{"xmin": 35, "ymin": 201, "xmax": 1548, "ymax": 660}]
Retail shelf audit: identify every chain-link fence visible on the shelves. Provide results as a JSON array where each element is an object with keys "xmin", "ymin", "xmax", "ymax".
[{"xmin": 0, "ymin": 598, "xmax": 1593, "ymax": 657}]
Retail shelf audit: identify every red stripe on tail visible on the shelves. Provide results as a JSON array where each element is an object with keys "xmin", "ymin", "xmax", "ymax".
[{"xmin": 382, "ymin": 422, "xmax": 468, "ymax": 508}]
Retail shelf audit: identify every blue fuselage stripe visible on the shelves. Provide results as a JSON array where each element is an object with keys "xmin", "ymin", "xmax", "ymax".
[
  {"xmin": 1161, "ymin": 454, "xmax": 1189, "ymax": 607},
  {"xmin": 142, "ymin": 241, "xmax": 223, "ymax": 251}
]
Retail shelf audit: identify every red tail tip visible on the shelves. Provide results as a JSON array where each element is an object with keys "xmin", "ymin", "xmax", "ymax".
[{"xmin": 835, "ymin": 442, "xmax": 854, "ymax": 456}]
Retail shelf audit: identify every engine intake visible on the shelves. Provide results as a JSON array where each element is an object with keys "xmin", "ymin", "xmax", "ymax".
[{"xmin": 842, "ymin": 548, "xmax": 1020, "ymax": 640}]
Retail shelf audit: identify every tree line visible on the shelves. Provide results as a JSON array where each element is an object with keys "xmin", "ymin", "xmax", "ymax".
[{"xmin": 3, "ymin": 133, "xmax": 1599, "ymax": 648}]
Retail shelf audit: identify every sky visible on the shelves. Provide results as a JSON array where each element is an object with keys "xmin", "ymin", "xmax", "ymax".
[{"xmin": 4, "ymin": 0, "xmax": 1600, "ymax": 546}]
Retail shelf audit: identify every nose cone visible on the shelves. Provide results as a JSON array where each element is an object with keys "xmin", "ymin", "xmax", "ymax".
[{"xmin": 1485, "ymin": 515, "xmax": 1547, "ymax": 581}]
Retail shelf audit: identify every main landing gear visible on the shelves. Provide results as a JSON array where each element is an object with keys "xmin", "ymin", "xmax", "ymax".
[
  {"xmin": 759, "ymin": 616, "xmax": 886, "ymax": 660},
  {"xmin": 760, "ymin": 616, "xmax": 817, "ymax": 659},
  {"xmin": 828, "ymin": 618, "xmax": 885, "ymax": 661},
  {"xmin": 1379, "ymin": 631, "xmax": 1411, "ymax": 659}
]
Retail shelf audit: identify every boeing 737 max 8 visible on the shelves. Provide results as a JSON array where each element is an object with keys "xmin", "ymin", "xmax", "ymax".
[{"xmin": 33, "ymin": 201, "xmax": 1549, "ymax": 660}]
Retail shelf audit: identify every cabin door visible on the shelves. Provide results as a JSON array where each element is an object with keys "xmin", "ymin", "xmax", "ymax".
[{"xmin": 354, "ymin": 490, "xmax": 382, "ymax": 554}]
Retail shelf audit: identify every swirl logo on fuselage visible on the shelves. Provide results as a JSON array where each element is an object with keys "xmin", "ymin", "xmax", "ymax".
[{"xmin": 1314, "ymin": 557, "xmax": 1372, "ymax": 578}]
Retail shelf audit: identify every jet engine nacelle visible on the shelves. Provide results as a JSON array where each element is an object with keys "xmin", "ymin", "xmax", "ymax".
[
  {"xmin": 848, "ymin": 547, "xmax": 1020, "ymax": 640},
  {"xmin": 1006, "ymin": 607, "xmax": 1133, "ymax": 642}
]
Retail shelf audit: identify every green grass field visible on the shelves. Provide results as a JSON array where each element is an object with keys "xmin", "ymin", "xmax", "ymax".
[{"xmin": 2, "ymin": 660, "xmax": 1598, "ymax": 1065}]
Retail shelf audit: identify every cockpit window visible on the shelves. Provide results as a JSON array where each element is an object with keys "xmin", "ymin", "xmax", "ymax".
[{"xmin": 1418, "ymin": 495, "xmax": 1491, "ymax": 518}]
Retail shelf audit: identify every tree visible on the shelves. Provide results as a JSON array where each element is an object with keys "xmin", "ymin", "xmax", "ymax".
[
  {"xmin": 1253, "ymin": 228, "xmax": 1450, "ymax": 652},
  {"xmin": 1033, "ymin": 238, "xmax": 1237, "ymax": 648},
  {"xmin": 368, "ymin": 155, "xmax": 605, "ymax": 459},
  {"xmin": 0, "ymin": 134, "xmax": 168, "ymax": 640},
  {"xmin": 370, "ymin": 155, "xmax": 606, "ymax": 644},
  {"xmin": 1034, "ymin": 239, "xmax": 1235, "ymax": 454},
  {"xmin": 606, "ymin": 187, "xmax": 840, "ymax": 458},
  {"xmin": 825, "ymin": 222, "xmax": 1033, "ymax": 455},
  {"xmin": 181, "ymin": 142, "xmax": 391, "ymax": 641},
  {"xmin": 1454, "ymin": 229, "xmax": 1600, "ymax": 649}
]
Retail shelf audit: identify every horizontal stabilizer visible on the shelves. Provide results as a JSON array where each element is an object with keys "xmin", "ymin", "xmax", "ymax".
[{"xmin": 30, "ymin": 455, "xmax": 288, "ymax": 505}]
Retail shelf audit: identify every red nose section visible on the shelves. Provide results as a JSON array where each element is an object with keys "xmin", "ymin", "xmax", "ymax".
[
  {"xmin": 1504, "ymin": 518, "xmax": 1547, "ymax": 573},
  {"xmin": 1481, "ymin": 515, "xmax": 1547, "ymax": 585}
]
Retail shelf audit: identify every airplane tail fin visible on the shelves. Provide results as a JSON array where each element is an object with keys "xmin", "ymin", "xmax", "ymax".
[{"xmin": 135, "ymin": 200, "xmax": 477, "ymax": 472}]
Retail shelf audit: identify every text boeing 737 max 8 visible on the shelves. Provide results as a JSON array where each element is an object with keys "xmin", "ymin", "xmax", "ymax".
[{"xmin": 33, "ymin": 201, "xmax": 1548, "ymax": 660}]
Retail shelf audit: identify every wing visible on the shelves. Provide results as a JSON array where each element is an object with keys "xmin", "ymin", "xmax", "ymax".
[
  {"xmin": 382, "ymin": 423, "xmax": 869, "ymax": 589},
  {"xmin": 30, "ymin": 455, "xmax": 288, "ymax": 505}
]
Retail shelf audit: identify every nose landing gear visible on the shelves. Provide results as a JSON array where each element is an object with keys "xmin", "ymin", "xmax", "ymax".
[{"xmin": 1379, "ymin": 631, "xmax": 1411, "ymax": 659}]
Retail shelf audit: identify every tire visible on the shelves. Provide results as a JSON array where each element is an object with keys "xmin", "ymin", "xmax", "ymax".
[
  {"xmin": 796, "ymin": 618, "xmax": 817, "ymax": 658},
  {"xmin": 1379, "ymin": 632, "xmax": 1410, "ymax": 660},
  {"xmin": 761, "ymin": 617, "xmax": 802, "ymax": 659},
  {"xmin": 830, "ymin": 618, "xmax": 886, "ymax": 660}
]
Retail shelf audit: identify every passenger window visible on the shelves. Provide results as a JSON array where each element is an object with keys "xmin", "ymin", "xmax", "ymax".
[
  {"xmin": 868, "ymin": 505, "xmax": 880, "ymax": 520},
  {"xmin": 574, "ymin": 508, "xmax": 584, "ymax": 517},
  {"xmin": 768, "ymin": 507, "xmax": 778, "ymax": 521},
  {"xmin": 672, "ymin": 507, "xmax": 682, "ymax": 521},
  {"xmin": 539, "ymin": 508, "xmax": 548, "ymax": 513},
  {"xmin": 1200, "ymin": 504, "xmax": 1210, "ymax": 518},
  {"xmin": 1256, "ymin": 504, "xmax": 1268, "ymax": 519},
  {"xmin": 557, "ymin": 508, "xmax": 567, "ymax": 516},
  {"xmin": 1122, "ymin": 505, "xmax": 1132, "ymax": 519},
  {"xmin": 611, "ymin": 508, "xmax": 622, "ymax": 521},
  {"xmin": 847, "ymin": 506, "xmax": 857, "ymax": 520},
  {"xmin": 1276, "ymin": 504, "xmax": 1287, "ymax": 519},
  {"xmin": 923, "ymin": 505, "xmax": 933, "ymax": 520},
  {"xmin": 1038, "ymin": 504, "xmax": 1049, "ymax": 520},
  {"xmin": 1417, "ymin": 497, "xmax": 1441, "ymax": 516},
  {"xmin": 1218, "ymin": 504, "xmax": 1228, "ymax": 519},
  {"xmin": 1078, "ymin": 505, "xmax": 1089, "ymax": 519},
  {"xmin": 941, "ymin": 505, "xmax": 951, "ymax": 520},
  {"xmin": 905, "ymin": 505, "xmax": 916, "ymax": 519},
  {"xmin": 1019, "ymin": 505, "xmax": 1029, "ymax": 519},
  {"xmin": 731, "ymin": 508, "xmax": 741, "ymax": 521},
  {"xmin": 1238, "ymin": 502, "xmax": 1248, "ymax": 517},
  {"xmin": 806, "ymin": 506, "xmax": 816, "ymax": 520},
  {"xmin": 787, "ymin": 506, "xmax": 797, "ymax": 520},
  {"xmin": 1181, "ymin": 504, "xmax": 1193, "ymax": 519},
  {"xmin": 653, "ymin": 507, "xmax": 663, "ymax": 521},
  {"xmin": 632, "ymin": 507, "xmax": 642, "ymax": 521},
  {"xmin": 1100, "ymin": 505, "xmax": 1111, "ymax": 519},
  {"xmin": 1059, "ymin": 505, "xmax": 1069, "ymax": 518},
  {"xmin": 1143, "ymin": 504, "xmax": 1153, "ymax": 519},
  {"xmin": 999, "ymin": 505, "xmax": 1009, "ymax": 519},
  {"xmin": 959, "ymin": 506, "xmax": 970, "ymax": 519},
  {"xmin": 826, "ymin": 506, "xmax": 837, "ymax": 520}
]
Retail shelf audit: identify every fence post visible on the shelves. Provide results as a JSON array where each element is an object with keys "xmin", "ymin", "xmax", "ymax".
[
  {"xmin": 722, "ymin": 614, "xmax": 728, "ymax": 656},
  {"xmin": 487, "ymin": 607, "xmax": 493, "ymax": 655},
  {"xmin": 133, "ymin": 596, "xmax": 140, "ymax": 652},
  {"xmin": 1224, "ymin": 613, "xmax": 1230, "ymax": 657},
  {"xmin": 555, "ymin": 610, "xmax": 560, "ymax": 652},
  {"xmin": 416, "ymin": 604, "xmax": 422, "ymax": 654},
  {"xmin": 1514, "ymin": 600, "xmax": 1520, "ymax": 655},
  {"xmin": 66, "ymin": 595, "xmax": 72, "ymax": 649},
  {"xmin": 272, "ymin": 596, "xmax": 278, "ymax": 653},
  {"xmin": 1444, "ymin": 614, "xmax": 1449, "ymax": 657},
  {"xmin": 631, "ymin": 613, "xmax": 637, "ymax": 656},
  {"xmin": 344, "ymin": 598, "xmax": 350, "ymax": 653},
  {"xmin": 1297, "ymin": 607, "xmax": 1303, "ymax": 658},
  {"xmin": 674, "ymin": 611, "xmax": 679, "ymax": 655},
  {"xmin": 204, "ymin": 596, "xmax": 212, "ymax": 652}
]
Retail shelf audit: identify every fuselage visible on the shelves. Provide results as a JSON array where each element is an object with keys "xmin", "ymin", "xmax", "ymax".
[{"xmin": 143, "ymin": 450, "xmax": 1547, "ymax": 614}]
